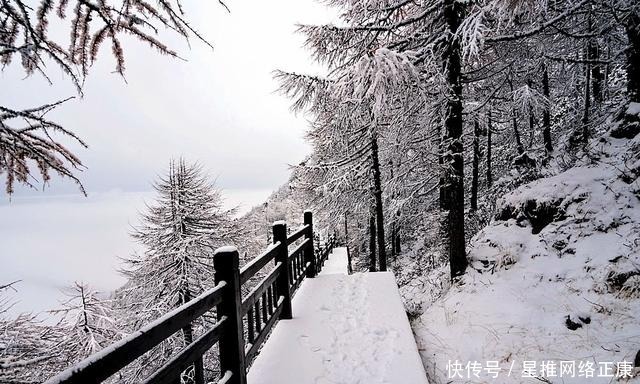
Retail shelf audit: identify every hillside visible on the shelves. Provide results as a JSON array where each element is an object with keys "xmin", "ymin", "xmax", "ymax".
[{"xmin": 413, "ymin": 107, "xmax": 640, "ymax": 383}]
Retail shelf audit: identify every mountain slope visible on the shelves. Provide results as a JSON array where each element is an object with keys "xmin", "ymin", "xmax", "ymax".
[{"xmin": 414, "ymin": 109, "xmax": 640, "ymax": 383}]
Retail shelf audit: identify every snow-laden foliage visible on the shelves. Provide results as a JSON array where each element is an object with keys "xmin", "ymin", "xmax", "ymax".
[
  {"xmin": 0, "ymin": 281, "xmax": 120, "ymax": 383},
  {"xmin": 1, "ymin": 0, "xmax": 218, "ymax": 195},
  {"xmin": 414, "ymin": 127, "xmax": 640, "ymax": 383},
  {"xmin": 0, "ymin": 98, "xmax": 87, "ymax": 195},
  {"xmin": 113, "ymin": 159, "xmax": 242, "ymax": 382},
  {"xmin": 0, "ymin": 282, "xmax": 63, "ymax": 383},
  {"xmin": 280, "ymin": 0, "xmax": 640, "ymax": 284},
  {"xmin": 336, "ymin": 48, "xmax": 420, "ymax": 118},
  {"xmin": 50, "ymin": 283, "xmax": 121, "ymax": 366},
  {"xmin": 0, "ymin": 159, "xmax": 269, "ymax": 383}
]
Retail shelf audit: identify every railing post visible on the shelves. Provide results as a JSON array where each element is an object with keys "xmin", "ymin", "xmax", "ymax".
[
  {"xmin": 304, "ymin": 211, "xmax": 317, "ymax": 278},
  {"xmin": 313, "ymin": 234, "xmax": 321, "ymax": 275},
  {"xmin": 273, "ymin": 221, "xmax": 293, "ymax": 320},
  {"xmin": 213, "ymin": 247, "xmax": 247, "ymax": 384}
]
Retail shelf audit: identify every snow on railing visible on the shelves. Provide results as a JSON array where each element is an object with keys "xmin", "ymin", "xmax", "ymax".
[{"xmin": 44, "ymin": 211, "xmax": 337, "ymax": 384}]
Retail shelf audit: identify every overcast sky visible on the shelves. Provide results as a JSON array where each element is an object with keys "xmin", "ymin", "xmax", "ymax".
[{"xmin": 0, "ymin": 0, "xmax": 335, "ymax": 316}]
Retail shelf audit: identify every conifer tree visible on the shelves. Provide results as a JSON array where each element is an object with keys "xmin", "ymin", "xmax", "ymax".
[
  {"xmin": 0, "ymin": 282, "xmax": 65, "ymax": 383},
  {"xmin": 50, "ymin": 282, "xmax": 121, "ymax": 370},
  {"xmin": 117, "ymin": 158, "xmax": 241, "ymax": 382}
]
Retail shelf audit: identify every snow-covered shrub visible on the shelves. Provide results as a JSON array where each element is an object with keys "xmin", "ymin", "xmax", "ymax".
[{"xmin": 619, "ymin": 275, "xmax": 640, "ymax": 299}]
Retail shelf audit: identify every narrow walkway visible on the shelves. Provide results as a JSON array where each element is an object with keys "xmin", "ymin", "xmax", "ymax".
[{"xmin": 247, "ymin": 248, "xmax": 428, "ymax": 384}]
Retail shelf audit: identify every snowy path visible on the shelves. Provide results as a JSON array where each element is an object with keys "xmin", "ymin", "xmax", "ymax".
[{"xmin": 247, "ymin": 248, "xmax": 428, "ymax": 384}]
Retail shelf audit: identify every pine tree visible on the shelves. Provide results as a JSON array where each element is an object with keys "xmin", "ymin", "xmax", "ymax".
[
  {"xmin": 0, "ymin": 282, "xmax": 66, "ymax": 383},
  {"xmin": 117, "ymin": 158, "xmax": 241, "ymax": 382},
  {"xmin": 49, "ymin": 283, "xmax": 121, "ymax": 370},
  {"xmin": 279, "ymin": 0, "xmax": 639, "ymax": 281}
]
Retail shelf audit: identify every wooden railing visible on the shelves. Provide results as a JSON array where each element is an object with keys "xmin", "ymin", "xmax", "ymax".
[{"xmin": 45, "ymin": 211, "xmax": 337, "ymax": 384}]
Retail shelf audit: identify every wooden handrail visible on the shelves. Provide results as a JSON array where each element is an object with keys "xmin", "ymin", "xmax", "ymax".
[
  {"xmin": 288, "ymin": 237, "xmax": 311, "ymax": 259},
  {"xmin": 142, "ymin": 316, "xmax": 228, "ymax": 384},
  {"xmin": 44, "ymin": 282, "xmax": 227, "ymax": 384},
  {"xmin": 286, "ymin": 223, "xmax": 309, "ymax": 244},
  {"xmin": 240, "ymin": 262, "xmax": 282, "ymax": 315},
  {"xmin": 44, "ymin": 211, "xmax": 336, "ymax": 384},
  {"xmin": 244, "ymin": 297, "xmax": 285, "ymax": 364},
  {"xmin": 239, "ymin": 243, "xmax": 279, "ymax": 285}
]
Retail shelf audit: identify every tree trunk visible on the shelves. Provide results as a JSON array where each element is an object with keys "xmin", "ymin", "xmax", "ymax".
[
  {"xmin": 368, "ymin": 210, "xmax": 377, "ymax": 272},
  {"xmin": 179, "ymin": 289, "xmax": 204, "ymax": 384},
  {"xmin": 590, "ymin": 41, "xmax": 603, "ymax": 104},
  {"xmin": 527, "ymin": 79, "xmax": 536, "ymax": 148},
  {"xmin": 181, "ymin": 289, "xmax": 194, "ymax": 346},
  {"xmin": 487, "ymin": 110, "xmax": 493, "ymax": 187},
  {"xmin": 582, "ymin": 57, "xmax": 592, "ymax": 141},
  {"xmin": 470, "ymin": 118, "xmax": 480, "ymax": 211},
  {"xmin": 542, "ymin": 63, "xmax": 553, "ymax": 155},
  {"xmin": 344, "ymin": 212, "xmax": 352, "ymax": 274},
  {"xmin": 391, "ymin": 223, "xmax": 396, "ymax": 258},
  {"xmin": 604, "ymin": 41, "xmax": 611, "ymax": 101},
  {"xmin": 627, "ymin": 11, "xmax": 640, "ymax": 103},
  {"xmin": 509, "ymin": 77, "xmax": 524, "ymax": 154},
  {"xmin": 587, "ymin": 2, "xmax": 602, "ymax": 104},
  {"xmin": 389, "ymin": 162, "xmax": 396, "ymax": 260},
  {"xmin": 581, "ymin": 7, "xmax": 594, "ymax": 142},
  {"xmin": 370, "ymin": 132, "xmax": 387, "ymax": 271},
  {"xmin": 438, "ymin": 125, "xmax": 446, "ymax": 209},
  {"xmin": 442, "ymin": 0, "xmax": 467, "ymax": 280},
  {"xmin": 393, "ymin": 210, "xmax": 401, "ymax": 256}
]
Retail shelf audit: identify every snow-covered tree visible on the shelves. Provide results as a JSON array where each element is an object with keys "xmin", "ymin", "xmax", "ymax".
[
  {"xmin": 1, "ymin": 281, "xmax": 124, "ymax": 382},
  {"xmin": 0, "ymin": 282, "xmax": 65, "ymax": 383},
  {"xmin": 1, "ymin": 0, "xmax": 219, "ymax": 195},
  {"xmin": 49, "ymin": 282, "xmax": 121, "ymax": 370},
  {"xmin": 280, "ymin": 0, "xmax": 639, "ymax": 284},
  {"xmin": 116, "ymin": 158, "xmax": 242, "ymax": 382}
]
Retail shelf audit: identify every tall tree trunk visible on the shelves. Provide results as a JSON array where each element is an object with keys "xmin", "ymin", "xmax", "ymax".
[
  {"xmin": 370, "ymin": 131, "xmax": 387, "ymax": 271},
  {"xmin": 391, "ymin": 223, "xmax": 396, "ymax": 258},
  {"xmin": 527, "ymin": 79, "xmax": 536, "ymax": 148},
  {"xmin": 509, "ymin": 77, "xmax": 525, "ymax": 154},
  {"xmin": 590, "ymin": 41, "xmax": 603, "ymax": 104},
  {"xmin": 487, "ymin": 110, "xmax": 493, "ymax": 187},
  {"xmin": 587, "ymin": 2, "xmax": 602, "ymax": 105},
  {"xmin": 542, "ymin": 62, "xmax": 553, "ymax": 155},
  {"xmin": 344, "ymin": 213, "xmax": 352, "ymax": 274},
  {"xmin": 470, "ymin": 118, "xmax": 480, "ymax": 211},
  {"xmin": 368, "ymin": 210, "xmax": 377, "ymax": 272},
  {"xmin": 582, "ymin": 56, "xmax": 592, "ymax": 141},
  {"xmin": 627, "ymin": 11, "xmax": 640, "ymax": 103},
  {"xmin": 179, "ymin": 289, "xmax": 204, "ymax": 384},
  {"xmin": 180, "ymin": 289, "xmax": 194, "ymax": 346},
  {"xmin": 442, "ymin": 0, "xmax": 467, "ymax": 280},
  {"xmin": 604, "ymin": 41, "xmax": 611, "ymax": 101},
  {"xmin": 389, "ymin": 161, "xmax": 396, "ymax": 260},
  {"xmin": 394, "ymin": 209, "xmax": 401, "ymax": 256},
  {"xmin": 438, "ymin": 125, "xmax": 446, "ymax": 209},
  {"xmin": 581, "ymin": 8, "xmax": 594, "ymax": 142}
]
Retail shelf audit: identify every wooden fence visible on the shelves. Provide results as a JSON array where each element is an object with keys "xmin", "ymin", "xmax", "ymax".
[{"xmin": 44, "ymin": 211, "xmax": 336, "ymax": 384}]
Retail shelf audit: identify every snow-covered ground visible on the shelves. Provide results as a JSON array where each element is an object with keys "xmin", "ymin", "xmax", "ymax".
[
  {"xmin": 414, "ymin": 127, "xmax": 640, "ymax": 382},
  {"xmin": 248, "ymin": 247, "xmax": 428, "ymax": 384}
]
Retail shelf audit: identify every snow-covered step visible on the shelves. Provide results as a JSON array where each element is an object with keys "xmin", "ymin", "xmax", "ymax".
[
  {"xmin": 247, "ymin": 247, "xmax": 428, "ymax": 384},
  {"xmin": 317, "ymin": 246, "xmax": 349, "ymax": 275}
]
